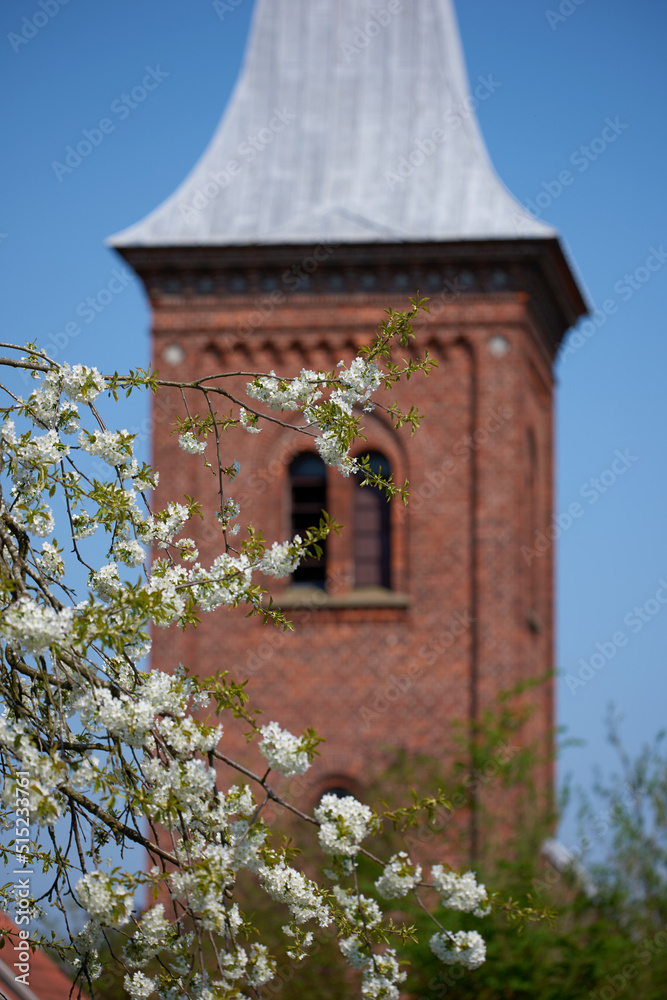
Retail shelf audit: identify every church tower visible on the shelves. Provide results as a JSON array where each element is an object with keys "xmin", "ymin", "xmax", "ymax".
[{"xmin": 110, "ymin": 0, "xmax": 586, "ymax": 857}]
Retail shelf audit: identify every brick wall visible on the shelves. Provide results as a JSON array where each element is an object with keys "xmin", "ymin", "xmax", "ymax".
[{"xmin": 120, "ymin": 241, "xmax": 577, "ymax": 860}]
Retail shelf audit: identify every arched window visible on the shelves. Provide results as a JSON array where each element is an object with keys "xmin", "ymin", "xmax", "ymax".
[
  {"xmin": 289, "ymin": 452, "xmax": 327, "ymax": 587},
  {"xmin": 354, "ymin": 452, "xmax": 391, "ymax": 589},
  {"xmin": 319, "ymin": 786, "xmax": 353, "ymax": 801}
]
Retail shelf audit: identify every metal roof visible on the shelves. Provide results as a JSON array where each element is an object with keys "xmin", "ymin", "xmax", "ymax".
[{"xmin": 109, "ymin": 0, "xmax": 556, "ymax": 248}]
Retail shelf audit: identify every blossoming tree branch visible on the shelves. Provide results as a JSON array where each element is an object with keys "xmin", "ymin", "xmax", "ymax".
[{"xmin": 0, "ymin": 299, "xmax": 539, "ymax": 999}]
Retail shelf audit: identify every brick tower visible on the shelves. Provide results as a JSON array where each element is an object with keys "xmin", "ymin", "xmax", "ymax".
[{"xmin": 110, "ymin": 0, "xmax": 586, "ymax": 857}]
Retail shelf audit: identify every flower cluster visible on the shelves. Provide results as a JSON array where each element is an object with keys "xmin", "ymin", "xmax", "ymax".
[
  {"xmin": 1, "ymin": 597, "xmax": 74, "ymax": 654},
  {"xmin": 375, "ymin": 852, "xmax": 422, "ymax": 899},
  {"xmin": 147, "ymin": 758, "xmax": 217, "ymax": 826},
  {"xmin": 90, "ymin": 563, "xmax": 122, "ymax": 602},
  {"xmin": 126, "ymin": 904, "xmax": 174, "ymax": 970},
  {"xmin": 178, "ymin": 431, "xmax": 206, "ymax": 454},
  {"xmin": 75, "ymin": 872, "xmax": 133, "ymax": 929},
  {"xmin": 339, "ymin": 932, "xmax": 406, "ymax": 1000},
  {"xmin": 71, "ymin": 509, "xmax": 98, "ymax": 540},
  {"xmin": 14, "ymin": 503, "xmax": 56, "ymax": 538},
  {"xmin": 259, "ymin": 860, "xmax": 331, "ymax": 926},
  {"xmin": 77, "ymin": 686, "xmax": 154, "ymax": 748},
  {"xmin": 25, "ymin": 385, "xmax": 80, "ymax": 434},
  {"xmin": 57, "ymin": 363, "xmax": 106, "ymax": 403},
  {"xmin": 170, "ymin": 843, "xmax": 239, "ymax": 932},
  {"xmin": 315, "ymin": 428, "xmax": 357, "ymax": 475},
  {"xmin": 239, "ymin": 406, "xmax": 261, "ymax": 433},
  {"xmin": 259, "ymin": 537, "xmax": 303, "ymax": 578},
  {"xmin": 189, "ymin": 552, "xmax": 254, "ymax": 613},
  {"xmin": 124, "ymin": 971, "xmax": 156, "ymax": 1000},
  {"xmin": 314, "ymin": 794, "xmax": 377, "ymax": 857},
  {"xmin": 334, "ymin": 885, "xmax": 382, "ymax": 929},
  {"xmin": 431, "ymin": 866, "xmax": 490, "ymax": 916},
  {"xmin": 359, "ymin": 949, "xmax": 406, "ymax": 1000},
  {"xmin": 246, "ymin": 368, "xmax": 322, "ymax": 412},
  {"xmin": 78, "ymin": 428, "xmax": 135, "ymax": 466},
  {"xmin": 37, "ymin": 541, "xmax": 65, "ymax": 579},
  {"xmin": 138, "ymin": 501, "xmax": 190, "ymax": 547},
  {"xmin": 282, "ymin": 923, "xmax": 314, "ymax": 962},
  {"xmin": 75, "ymin": 668, "xmax": 200, "ymax": 754},
  {"xmin": 332, "ymin": 357, "xmax": 381, "ymax": 415},
  {"xmin": 258, "ymin": 721, "xmax": 311, "ymax": 776},
  {"xmin": 145, "ymin": 559, "xmax": 190, "ymax": 623},
  {"xmin": 430, "ymin": 930, "xmax": 486, "ymax": 969},
  {"xmin": 113, "ymin": 537, "xmax": 146, "ymax": 567},
  {"xmin": 2, "ymin": 421, "xmax": 68, "ymax": 471}
]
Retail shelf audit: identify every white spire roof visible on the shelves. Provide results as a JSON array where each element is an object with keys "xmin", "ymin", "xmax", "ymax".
[{"xmin": 110, "ymin": 0, "xmax": 556, "ymax": 248}]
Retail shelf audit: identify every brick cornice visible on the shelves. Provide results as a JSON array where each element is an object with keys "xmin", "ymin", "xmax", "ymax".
[{"xmin": 116, "ymin": 238, "xmax": 587, "ymax": 361}]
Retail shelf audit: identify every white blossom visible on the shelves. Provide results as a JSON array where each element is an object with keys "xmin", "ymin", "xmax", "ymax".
[
  {"xmin": 125, "ymin": 904, "xmax": 175, "ymax": 970},
  {"xmin": 375, "ymin": 852, "xmax": 422, "ymax": 899},
  {"xmin": 138, "ymin": 904, "xmax": 171, "ymax": 947},
  {"xmin": 146, "ymin": 560, "xmax": 189, "ymax": 624},
  {"xmin": 14, "ymin": 428, "xmax": 68, "ymax": 468},
  {"xmin": 283, "ymin": 924, "xmax": 314, "ymax": 962},
  {"xmin": 170, "ymin": 844, "xmax": 237, "ymax": 933},
  {"xmin": 228, "ymin": 820, "xmax": 267, "ymax": 872},
  {"xmin": 246, "ymin": 369, "xmax": 322, "ymax": 412},
  {"xmin": 138, "ymin": 501, "xmax": 190, "ymax": 547},
  {"xmin": 37, "ymin": 540, "xmax": 65, "ymax": 579},
  {"xmin": 71, "ymin": 509, "xmax": 98, "ymax": 540},
  {"xmin": 259, "ymin": 538, "xmax": 303, "ymax": 578},
  {"xmin": 227, "ymin": 903, "xmax": 243, "ymax": 936},
  {"xmin": 258, "ymin": 861, "xmax": 331, "ymax": 926},
  {"xmin": 90, "ymin": 562, "xmax": 122, "ymax": 602},
  {"xmin": 55, "ymin": 363, "xmax": 106, "ymax": 403},
  {"xmin": 247, "ymin": 943, "xmax": 276, "ymax": 987},
  {"xmin": 431, "ymin": 866, "xmax": 490, "ymax": 916},
  {"xmin": 145, "ymin": 757, "xmax": 216, "ymax": 820},
  {"xmin": 224, "ymin": 784, "xmax": 255, "ymax": 818},
  {"xmin": 158, "ymin": 715, "xmax": 222, "ymax": 757},
  {"xmin": 78, "ymin": 428, "xmax": 134, "ymax": 466},
  {"xmin": 333, "ymin": 885, "xmax": 382, "ymax": 929},
  {"xmin": 142, "ymin": 669, "xmax": 192, "ymax": 716},
  {"xmin": 239, "ymin": 407, "xmax": 261, "ymax": 433},
  {"xmin": 15, "ymin": 504, "xmax": 55, "ymax": 538},
  {"xmin": 68, "ymin": 757, "xmax": 98, "ymax": 791},
  {"xmin": 218, "ymin": 946, "xmax": 248, "ymax": 983},
  {"xmin": 26, "ymin": 385, "xmax": 80, "ymax": 434},
  {"xmin": 178, "ymin": 431, "xmax": 206, "ymax": 454},
  {"xmin": 331, "ymin": 357, "xmax": 381, "ymax": 415},
  {"xmin": 0, "ymin": 418, "xmax": 17, "ymax": 447},
  {"xmin": 75, "ymin": 872, "xmax": 133, "ymax": 929},
  {"xmin": 218, "ymin": 497, "xmax": 240, "ymax": 535},
  {"xmin": 360, "ymin": 948, "xmax": 406, "ymax": 999},
  {"xmin": 258, "ymin": 721, "xmax": 311, "ymax": 776},
  {"xmin": 1, "ymin": 597, "xmax": 74, "ymax": 653},
  {"xmin": 339, "ymin": 934, "xmax": 369, "ymax": 970},
  {"xmin": 189, "ymin": 552, "xmax": 254, "ymax": 613},
  {"xmin": 314, "ymin": 794, "xmax": 376, "ymax": 857},
  {"xmin": 77, "ymin": 687, "xmax": 154, "ymax": 748},
  {"xmin": 430, "ymin": 930, "xmax": 486, "ymax": 969},
  {"xmin": 113, "ymin": 537, "xmax": 146, "ymax": 567},
  {"xmin": 176, "ymin": 537, "xmax": 199, "ymax": 562},
  {"xmin": 315, "ymin": 428, "xmax": 357, "ymax": 476},
  {"xmin": 124, "ymin": 971, "xmax": 157, "ymax": 1000}
]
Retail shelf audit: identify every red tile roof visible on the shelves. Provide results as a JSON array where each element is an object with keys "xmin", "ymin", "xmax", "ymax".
[{"xmin": 0, "ymin": 912, "xmax": 74, "ymax": 1000}]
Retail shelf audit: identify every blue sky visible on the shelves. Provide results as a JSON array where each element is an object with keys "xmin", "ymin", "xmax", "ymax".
[{"xmin": 2, "ymin": 0, "xmax": 666, "ymax": 847}]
